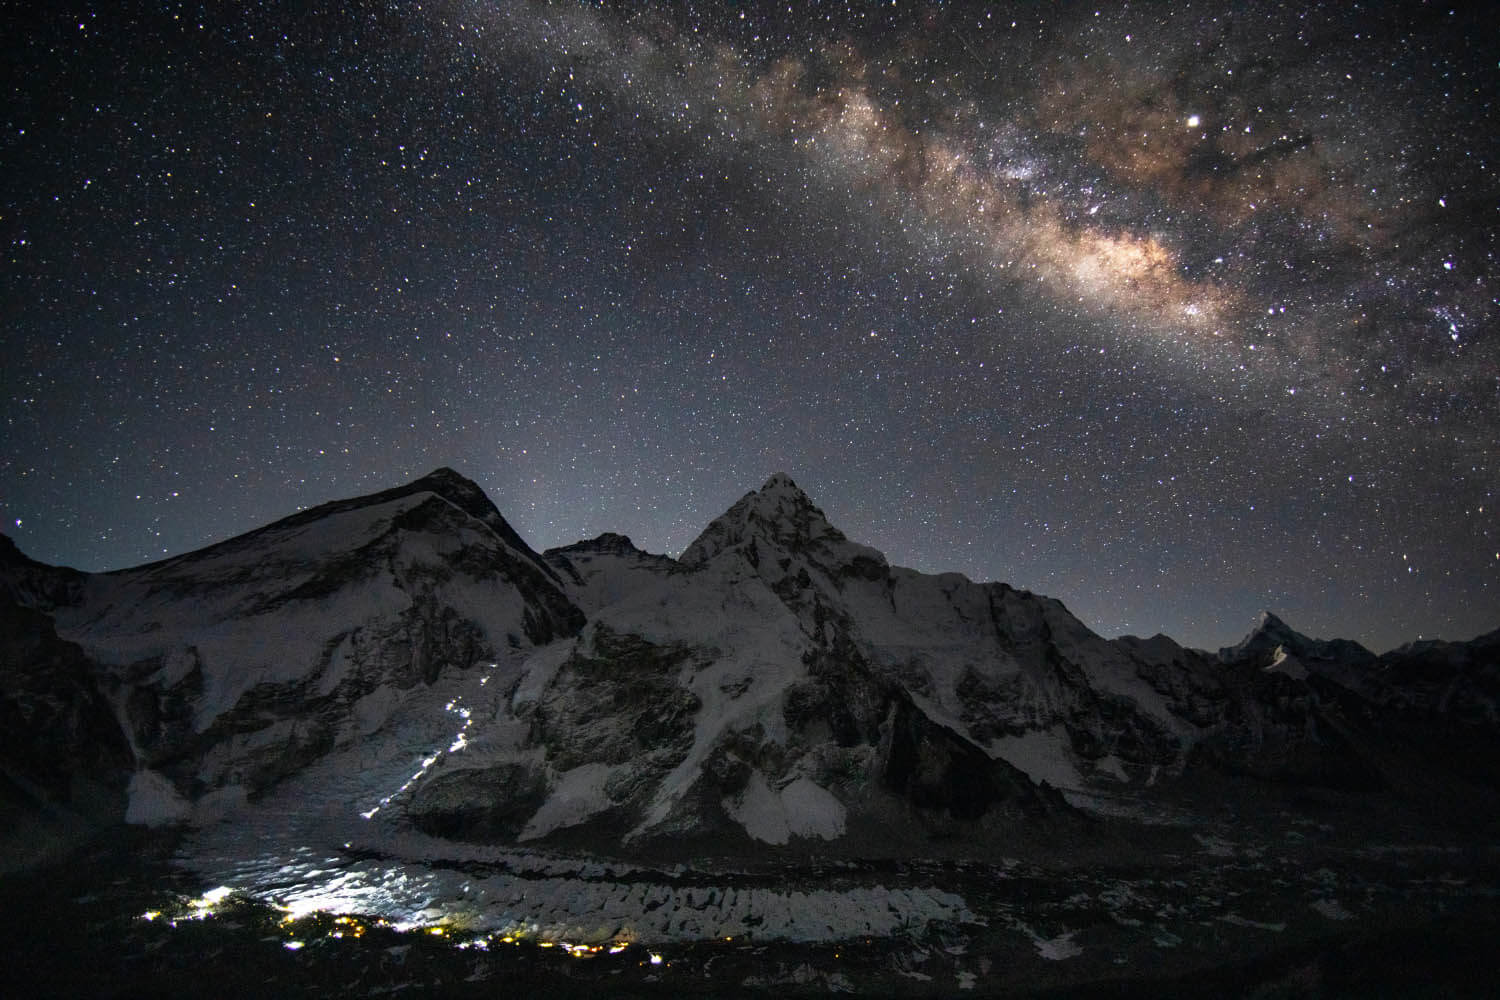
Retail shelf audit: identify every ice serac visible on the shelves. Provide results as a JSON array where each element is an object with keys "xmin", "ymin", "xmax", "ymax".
[{"xmin": 0, "ymin": 468, "xmax": 585, "ymax": 826}]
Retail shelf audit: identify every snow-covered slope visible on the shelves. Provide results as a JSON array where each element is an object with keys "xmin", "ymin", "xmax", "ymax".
[
  {"xmin": 412, "ymin": 474, "xmax": 1225, "ymax": 853},
  {"xmin": 1, "ymin": 468, "xmax": 584, "ymax": 825},
  {"xmin": 543, "ymin": 532, "xmax": 679, "ymax": 615},
  {"xmin": 398, "ymin": 475, "xmax": 1498, "ymax": 854},
  {"xmin": 413, "ymin": 486, "xmax": 1072, "ymax": 854},
  {"xmin": 675, "ymin": 475, "xmax": 1199, "ymax": 793}
]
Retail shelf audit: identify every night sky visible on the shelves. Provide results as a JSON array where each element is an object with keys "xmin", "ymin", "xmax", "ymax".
[{"xmin": 3, "ymin": 2, "xmax": 1496, "ymax": 652}]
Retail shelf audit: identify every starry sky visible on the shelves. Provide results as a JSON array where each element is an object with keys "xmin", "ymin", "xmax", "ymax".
[{"xmin": 3, "ymin": 1, "xmax": 1496, "ymax": 652}]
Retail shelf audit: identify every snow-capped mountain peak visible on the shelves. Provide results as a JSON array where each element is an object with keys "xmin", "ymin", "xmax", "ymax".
[
  {"xmin": 1218, "ymin": 611, "xmax": 1300, "ymax": 661},
  {"xmin": 361, "ymin": 466, "xmax": 569, "ymax": 590},
  {"xmin": 679, "ymin": 473, "xmax": 887, "ymax": 576},
  {"xmin": 1254, "ymin": 609, "xmax": 1288, "ymax": 632},
  {"xmin": 760, "ymin": 470, "xmax": 801, "ymax": 493},
  {"xmin": 1218, "ymin": 610, "xmax": 1375, "ymax": 671}
]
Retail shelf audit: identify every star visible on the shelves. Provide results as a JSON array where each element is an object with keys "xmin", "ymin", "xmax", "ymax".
[{"xmin": 0, "ymin": 0, "xmax": 1494, "ymax": 651}]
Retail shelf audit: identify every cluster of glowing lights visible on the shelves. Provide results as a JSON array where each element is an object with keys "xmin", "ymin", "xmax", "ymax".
[
  {"xmin": 142, "ymin": 888, "xmax": 669, "ymax": 961},
  {"xmin": 330, "ymin": 916, "xmax": 366, "ymax": 939},
  {"xmin": 449, "ymin": 930, "xmax": 660, "ymax": 963},
  {"xmin": 409, "ymin": 925, "xmax": 671, "ymax": 966},
  {"xmin": 137, "ymin": 890, "xmax": 682, "ymax": 973},
  {"xmin": 140, "ymin": 885, "xmax": 238, "ymax": 926}
]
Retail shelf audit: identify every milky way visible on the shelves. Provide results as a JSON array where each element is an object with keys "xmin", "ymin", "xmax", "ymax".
[{"xmin": 2, "ymin": 1, "xmax": 1496, "ymax": 650}]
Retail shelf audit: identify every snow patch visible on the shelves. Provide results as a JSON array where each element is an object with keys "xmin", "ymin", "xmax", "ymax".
[
  {"xmin": 1218, "ymin": 913, "xmax": 1286, "ymax": 932},
  {"xmin": 1265, "ymin": 645, "xmax": 1309, "ymax": 680},
  {"xmin": 1194, "ymin": 833, "xmax": 1236, "ymax": 857},
  {"xmin": 125, "ymin": 769, "xmax": 191, "ymax": 826},
  {"xmin": 520, "ymin": 763, "xmax": 617, "ymax": 841},
  {"xmin": 727, "ymin": 771, "xmax": 788, "ymax": 844},
  {"xmin": 726, "ymin": 772, "xmax": 846, "ymax": 845},
  {"xmin": 511, "ymin": 640, "xmax": 576, "ymax": 711},
  {"xmin": 1310, "ymin": 898, "xmax": 1353, "ymax": 920},
  {"xmin": 1032, "ymin": 930, "xmax": 1083, "ymax": 960},
  {"xmin": 990, "ymin": 728, "xmax": 1083, "ymax": 790},
  {"xmin": 782, "ymin": 777, "xmax": 847, "ymax": 840},
  {"xmin": 352, "ymin": 684, "xmax": 403, "ymax": 737},
  {"xmin": 1094, "ymin": 755, "xmax": 1130, "ymax": 782},
  {"xmin": 315, "ymin": 631, "xmax": 359, "ymax": 697}
]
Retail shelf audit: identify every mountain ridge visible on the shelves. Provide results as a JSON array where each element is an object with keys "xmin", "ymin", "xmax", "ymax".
[{"xmin": 1, "ymin": 468, "xmax": 1496, "ymax": 863}]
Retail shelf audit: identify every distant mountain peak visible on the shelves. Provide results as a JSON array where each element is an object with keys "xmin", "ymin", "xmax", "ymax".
[
  {"xmin": 759, "ymin": 471, "xmax": 803, "ymax": 494},
  {"xmin": 1254, "ymin": 609, "xmax": 1288, "ymax": 631},
  {"xmin": 412, "ymin": 465, "xmax": 476, "ymax": 492},
  {"xmin": 1219, "ymin": 609, "xmax": 1375, "ymax": 669},
  {"xmin": 679, "ymin": 473, "xmax": 874, "ymax": 570},
  {"xmin": 550, "ymin": 532, "xmax": 644, "ymax": 556},
  {"xmin": 1220, "ymin": 611, "xmax": 1306, "ymax": 661}
]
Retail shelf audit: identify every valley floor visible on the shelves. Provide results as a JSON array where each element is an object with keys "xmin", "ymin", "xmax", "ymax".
[{"xmin": 4, "ymin": 809, "xmax": 1497, "ymax": 998}]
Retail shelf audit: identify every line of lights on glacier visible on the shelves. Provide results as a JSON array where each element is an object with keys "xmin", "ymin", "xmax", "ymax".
[
  {"xmin": 146, "ymin": 660, "xmax": 680, "ymax": 972},
  {"xmin": 358, "ymin": 665, "xmax": 487, "ymax": 820},
  {"xmin": 148, "ymin": 660, "xmax": 687, "ymax": 954}
]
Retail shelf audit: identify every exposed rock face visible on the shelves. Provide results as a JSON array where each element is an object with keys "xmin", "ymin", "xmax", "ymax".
[
  {"xmin": 0, "ymin": 597, "xmax": 133, "ymax": 814},
  {"xmin": 1109, "ymin": 613, "xmax": 1500, "ymax": 795},
  {"xmin": 0, "ymin": 533, "xmax": 87, "ymax": 610},
  {"xmin": 405, "ymin": 761, "xmax": 549, "ymax": 842},
  {"xmin": 1366, "ymin": 629, "xmax": 1500, "ymax": 720},
  {"xmin": 880, "ymin": 691, "xmax": 1062, "ymax": 822}
]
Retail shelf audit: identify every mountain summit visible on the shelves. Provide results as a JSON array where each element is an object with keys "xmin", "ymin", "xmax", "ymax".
[
  {"xmin": 1218, "ymin": 609, "xmax": 1376, "ymax": 673},
  {"xmin": 680, "ymin": 473, "xmax": 887, "ymax": 578}
]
